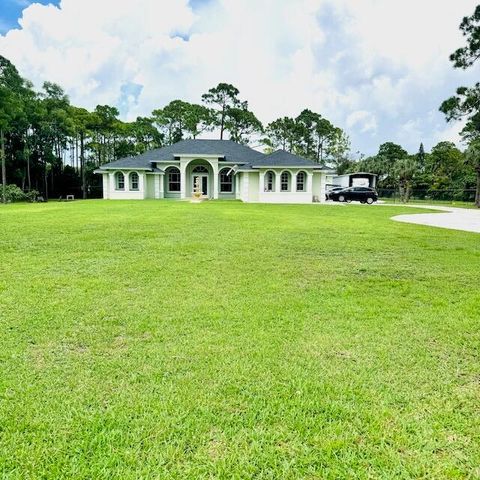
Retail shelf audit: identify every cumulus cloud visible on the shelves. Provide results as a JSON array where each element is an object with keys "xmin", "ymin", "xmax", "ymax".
[
  {"xmin": 0, "ymin": 0, "xmax": 478, "ymax": 154},
  {"xmin": 347, "ymin": 110, "xmax": 377, "ymax": 134}
]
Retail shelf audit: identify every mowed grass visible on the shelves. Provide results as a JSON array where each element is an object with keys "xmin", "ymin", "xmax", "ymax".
[{"xmin": 0, "ymin": 200, "xmax": 479, "ymax": 479}]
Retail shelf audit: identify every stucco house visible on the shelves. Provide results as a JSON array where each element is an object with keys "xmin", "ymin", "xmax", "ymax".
[{"xmin": 95, "ymin": 139, "xmax": 334, "ymax": 203}]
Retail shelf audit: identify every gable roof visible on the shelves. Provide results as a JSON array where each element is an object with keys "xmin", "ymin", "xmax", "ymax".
[{"xmin": 98, "ymin": 139, "xmax": 264, "ymax": 170}]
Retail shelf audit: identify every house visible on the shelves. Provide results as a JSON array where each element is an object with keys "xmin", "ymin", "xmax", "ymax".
[
  {"xmin": 328, "ymin": 172, "xmax": 377, "ymax": 189},
  {"xmin": 95, "ymin": 139, "xmax": 334, "ymax": 203}
]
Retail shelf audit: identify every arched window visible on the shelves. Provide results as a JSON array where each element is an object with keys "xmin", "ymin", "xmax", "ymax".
[
  {"xmin": 115, "ymin": 172, "xmax": 125, "ymax": 190},
  {"xmin": 296, "ymin": 171, "xmax": 306, "ymax": 192},
  {"xmin": 166, "ymin": 167, "xmax": 181, "ymax": 192},
  {"xmin": 280, "ymin": 171, "xmax": 291, "ymax": 192},
  {"xmin": 129, "ymin": 172, "xmax": 139, "ymax": 191},
  {"xmin": 192, "ymin": 165, "xmax": 209, "ymax": 173},
  {"xmin": 219, "ymin": 168, "xmax": 233, "ymax": 192},
  {"xmin": 264, "ymin": 171, "xmax": 275, "ymax": 192}
]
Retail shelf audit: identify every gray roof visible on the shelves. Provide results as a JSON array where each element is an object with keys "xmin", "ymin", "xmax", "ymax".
[
  {"xmin": 98, "ymin": 139, "xmax": 264, "ymax": 170},
  {"xmin": 250, "ymin": 149, "xmax": 329, "ymax": 169},
  {"xmin": 97, "ymin": 140, "xmax": 332, "ymax": 172}
]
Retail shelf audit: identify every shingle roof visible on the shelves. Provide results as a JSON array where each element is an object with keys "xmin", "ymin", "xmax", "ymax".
[
  {"xmin": 98, "ymin": 139, "xmax": 265, "ymax": 170},
  {"xmin": 251, "ymin": 149, "xmax": 330, "ymax": 169},
  {"xmin": 97, "ymin": 140, "xmax": 335, "ymax": 172}
]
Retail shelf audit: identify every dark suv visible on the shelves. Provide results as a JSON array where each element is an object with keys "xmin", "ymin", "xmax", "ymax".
[{"xmin": 329, "ymin": 186, "xmax": 378, "ymax": 204}]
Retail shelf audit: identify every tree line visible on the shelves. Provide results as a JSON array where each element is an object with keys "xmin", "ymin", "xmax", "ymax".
[
  {"xmin": 1, "ymin": 4, "xmax": 479, "ymax": 205},
  {"xmin": 338, "ymin": 141, "xmax": 477, "ymax": 203},
  {"xmin": 0, "ymin": 63, "xmax": 350, "ymax": 202},
  {"xmin": 337, "ymin": 4, "xmax": 480, "ymax": 206}
]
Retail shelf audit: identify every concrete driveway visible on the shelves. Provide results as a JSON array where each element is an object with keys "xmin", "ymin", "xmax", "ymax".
[{"xmin": 389, "ymin": 204, "xmax": 480, "ymax": 233}]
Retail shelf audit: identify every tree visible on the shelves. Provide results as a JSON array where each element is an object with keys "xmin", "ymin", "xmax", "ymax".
[
  {"xmin": 0, "ymin": 56, "xmax": 26, "ymax": 203},
  {"xmin": 152, "ymin": 100, "xmax": 189, "ymax": 145},
  {"xmin": 183, "ymin": 103, "xmax": 214, "ymax": 139},
  {"xmin": 223, "ymin": 104, "xmax": 263, "ymax": 144},
  {"xmin": 440, "ymin": 5, "xmax": 480, "ymax": 206},
  {"xmin": 294, "ymin": 109, "xmax": 349, "ymax": 163},
  {"xmin": 394, "ymin": 157, "xmax": 417, "ymax": 203},
  {"xmin": 201, "ymin": 83, "xmax": 240, "ymax": 139},
  {"xmin": 417, "ymin": 143, "xmax": 426, "ymax": 171},
  {"xmin": 262, "ymin": 117, "xmax": 297, "ymax": 152},
  {"xmin": 450, "ymin": 5, "xmax": 480, "ymax": 69},
  {"xmin": 466, "ymin": 139, "xmax": 480, "ymax": 205}
]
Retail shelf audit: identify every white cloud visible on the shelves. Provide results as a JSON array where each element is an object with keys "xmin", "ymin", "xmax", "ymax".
[
  {"xmin": 0, "ymin": 0, "xmax": 478, "ymax": 154},
  {"xmin": 346, "ymin": 110, "xmax": 377, "ymax": 134}
]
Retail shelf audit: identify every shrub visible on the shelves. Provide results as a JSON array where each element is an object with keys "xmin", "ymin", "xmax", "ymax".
[{"xmin": 2, "ymin": 185, "xmax": 40, "ymax": 203}]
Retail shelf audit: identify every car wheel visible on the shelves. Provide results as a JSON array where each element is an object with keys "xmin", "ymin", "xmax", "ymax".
[
  {"xmin": 338, "ymin": 195, "xmax": 345, "ymax": 202},
  {"xmin": 366, "ymin": 197, "xmax": 374, "ymax": 204}
]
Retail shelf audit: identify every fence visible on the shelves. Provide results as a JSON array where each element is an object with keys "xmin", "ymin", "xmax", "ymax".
[{"xmin": 377, "ymin": 188, "xmax": 477, "ymax": 206}]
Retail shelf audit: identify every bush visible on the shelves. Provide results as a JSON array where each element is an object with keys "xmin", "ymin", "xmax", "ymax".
[{"xmin": 2, "ymin": 185, "xmax": 40, "ymax": 203}]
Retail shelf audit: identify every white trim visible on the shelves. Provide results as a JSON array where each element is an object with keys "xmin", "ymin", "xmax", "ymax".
[{"xmin": 174, "ymin": 153, "xmax": 224, "ymax": 159}]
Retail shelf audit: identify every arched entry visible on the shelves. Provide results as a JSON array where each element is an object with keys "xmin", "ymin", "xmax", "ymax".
[{"xmin": 192, "ymin": 165, "xmax": 209, "ymax": 196}]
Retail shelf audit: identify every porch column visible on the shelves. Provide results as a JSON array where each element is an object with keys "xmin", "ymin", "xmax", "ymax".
[
  {"xmin": 212, "ymin": 164, "xmax": 219, "ymax": 199},
  {"xmin": 103, "ymin": 173, "xmax": 109, "ymax": 199},
  {"xmin": 319, "ymin": 172, "xmax": 326, "ymax": 203},
  {"xmin": 139, "ymin": 173, "xmax": 146, "ymax": 199},
  {"xmin": 158, "ymin": 174, "xmax": 164, "ymax": 198},
  {"xmin": 180, "ymin": 163, "xmax": 187, "ymax": 199},
  {"xmin": 259, "ymin": 171, "xmax": 265, "ymax": 197},
  {"xmin": 154, "ymin": 174, "xmax": 160, "ymax": 199},
  {"xmin": 109, "ymin": 172, "xmax": 115, "ymax": 196},
  {"xmin": 306, "ymin": 172, "xmax": 313, "ymax": 194},
  {"xmin": 275, "ymin": 170, "xmax": 281, "ymax": 193}
]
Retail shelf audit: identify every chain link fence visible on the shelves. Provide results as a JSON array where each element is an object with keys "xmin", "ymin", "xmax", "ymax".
[{"xmin": 377, "ymin": 188, "xmax": 477, "ymax": 206}]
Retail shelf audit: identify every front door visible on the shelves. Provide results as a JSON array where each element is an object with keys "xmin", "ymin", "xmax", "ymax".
[{"xmin": 192, "ymin": 175, "xmax": 208, "ymax": 196}]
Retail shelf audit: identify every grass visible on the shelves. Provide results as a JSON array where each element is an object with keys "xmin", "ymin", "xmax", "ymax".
[
  {"xmin": 0, "ymin": 200, "xmax": 479, "ymax": 479},
  {"xmin": 380, "ymin": 198, "xmax": 478, "ymax": 209}
]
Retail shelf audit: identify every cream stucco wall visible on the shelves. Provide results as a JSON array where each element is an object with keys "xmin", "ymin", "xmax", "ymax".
[
  {"xmin": 106, "ymin": 171, "xmax": 146, "ymax": 200},
  {"xmin": 100, "ymin": 165, "xmax": 326, "ymax": 204}
]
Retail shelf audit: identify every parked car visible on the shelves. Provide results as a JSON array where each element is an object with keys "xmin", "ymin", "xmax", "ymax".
[
  {"xmin": 325, "ymin": 186, "xmax": 345, "ymax": 201},
  {"xmin": 328, "ymin": 186, "xmax": 378, "ymax": 204}
]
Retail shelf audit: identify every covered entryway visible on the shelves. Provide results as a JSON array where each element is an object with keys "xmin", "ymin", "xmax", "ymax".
[
  {"xmin": 191, "ymin": 165, "xmax": 209, "ymax": 196},
  {"xmin": 184, "ymin": 160, "xmax": 214, "ymax": 199}
]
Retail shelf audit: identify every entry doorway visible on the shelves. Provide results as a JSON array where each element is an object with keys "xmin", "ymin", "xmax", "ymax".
[{"xmin": 192, "ymin": 174, "xmax": 208, "ymax": 196}]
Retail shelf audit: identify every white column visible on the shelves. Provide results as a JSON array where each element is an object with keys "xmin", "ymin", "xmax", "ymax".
[
  {"xmin": 109, "ymin": 172, "xmax": 115, "ymax": 197},
  {"xmin": 103, "ymin": 173, "xmax": 109, "ymax": 199},
  {"xmin": 180, "ymin": 163, "xmax": 187, "ymax": 199},
  {"xmin": 243, "ymin": 172, "xmax": 249, "ymax": 201},
  {"xmin": 307, "ymin": 172, "xmax": 313, "ymax": 194},
  {"xmin": 275, "ymin": 170, "xmax": 281, "ymax": 193},
  {"xmin": 139, "ymin": 173, "xmax": 146, "ymax": 199},
  {"xmin": 259, "ymin": 171, "xmax": 265, "ymax": 198},
  {"xmin": 154, "ymin": 174, "xmax": 160, "ymax": 199},
  {"xmin": 158, "ymin": 174, "xmax": 164, "ymax": 198},
  {"xmin": 235, "ymin": 174, "xmax": 240, "ymax": 199},
  {"xmin": 319, "ymin": 172, "xmax": 326, "ymax": 203},
  {"xmin": 213, "ymin": 164, "xmax": 219, "ymax": 199}
]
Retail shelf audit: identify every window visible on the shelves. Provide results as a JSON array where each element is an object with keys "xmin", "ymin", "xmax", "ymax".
[
  {"xmin": 280, "ymin": 171, "xmax": 291, "ymax": 192},
  {"xmin": 264, "ymin": 171, "xmax": 275, "ymax": 192},
  {"xmin": 167, "ymin": 167, "xmax": 180, "ymax": 192},
  {"xmin": 192, "ymin": 165, "xmax": 208, "ymax": 173},
  {"xmin": 129, "ymin": 172, "xmax": 139, "ymax": 191},
  {"xmin": 219, "ymin": 168, "xmax": 233, "ymax": 193},
  {"xmin": 115, "ymin": 172, "xmax": 125, "ymax": 190},
  {"xmin": 296, "ymin": 171, "xmax": 306, "ymax": 192}
]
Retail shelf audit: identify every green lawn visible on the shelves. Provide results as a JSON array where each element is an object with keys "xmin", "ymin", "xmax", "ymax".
[{"xmin": 1, "ymin": 200, "xmax": 479, "ymax": 479}]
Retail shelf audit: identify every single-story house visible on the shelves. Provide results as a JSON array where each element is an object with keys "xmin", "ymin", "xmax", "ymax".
[
  {"xmin": 327, "ymin": 172, "xmax": 377, "ymax": 189},
  {"xmin": 95, "ymin": 139, "xmax": 334, "ymax": 203}
]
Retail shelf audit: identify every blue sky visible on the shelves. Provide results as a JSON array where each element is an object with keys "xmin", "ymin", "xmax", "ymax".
[
  {"xmin": 0, "ymin": 0, "xmax": 59, "ymax": 33},
  {"xmin": 0, "ymin": 0, "xmax": 479, "ymax": 156}
]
